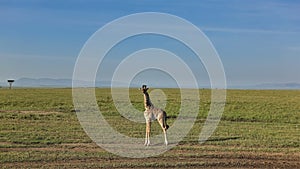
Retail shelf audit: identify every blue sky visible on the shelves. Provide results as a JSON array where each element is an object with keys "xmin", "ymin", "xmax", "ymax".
[{"xmin": 0, "ymin": 0, "xmax": 299, "ymax": 87}]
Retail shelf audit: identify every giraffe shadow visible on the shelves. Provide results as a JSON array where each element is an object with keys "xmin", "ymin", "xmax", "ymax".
[
  {"xmin": 205, "ymin": 136, "xmax": 241, "ymax": 142},
  {"xmin": 178, "ymin": 136, "xmax": 241, "ymax": 145},
  {"xmin": 145, "ymin": 136, "xmax": 240, "ymax": 147}
]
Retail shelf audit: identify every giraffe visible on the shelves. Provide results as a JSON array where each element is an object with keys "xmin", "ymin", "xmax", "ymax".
[{"xmin": 140, "ymin": 85, "xmax": 169, "ymax": 146}]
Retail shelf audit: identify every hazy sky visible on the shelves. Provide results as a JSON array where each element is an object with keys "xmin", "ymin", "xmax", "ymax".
[{"xmin": 0, "ymin": 0, "xmax": 299, "ymax": 87}]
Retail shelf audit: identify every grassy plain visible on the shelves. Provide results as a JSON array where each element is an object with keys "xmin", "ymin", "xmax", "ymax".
[{"xmin": 0, "ymin": 88, "xmax": 299, "ymax": 168}]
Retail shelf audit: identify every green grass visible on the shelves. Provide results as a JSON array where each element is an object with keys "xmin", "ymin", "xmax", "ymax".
[
  {"xmin": 0, "ymin": 88, "xmax": 299, "ymax": 168},
  {"xmin": 223, "ymin": 90, "xmax": 300, "ymax": 123}
]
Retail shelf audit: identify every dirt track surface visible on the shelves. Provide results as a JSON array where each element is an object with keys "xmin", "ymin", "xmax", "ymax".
[{"xmin": 1, "ymin": 143, "xmax": 299, "ymax": 169}]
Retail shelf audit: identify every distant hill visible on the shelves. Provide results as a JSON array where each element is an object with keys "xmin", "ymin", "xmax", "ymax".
[
  {"xmin": 253, "ymin": 83, "xmax": 300, "ymax": 89},
  {"xmin": 1, "ymin": 78, "xmax": 299, "ymax": 89},
  {"xmin": 15, "ymin": 78, "xmax": 72, "ymax": 87},
  {"xmin": 13, "ymin": 78, "xmax": 136, "ymax": 88},
  {"xmin": 228, "ymin": 83, "xmax": 300, "ymax": 89}
]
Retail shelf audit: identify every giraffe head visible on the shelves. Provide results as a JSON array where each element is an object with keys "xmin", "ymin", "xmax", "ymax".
[{"xmin": 140, "ymin": 84, "xmax": 149, "ymax": 94}]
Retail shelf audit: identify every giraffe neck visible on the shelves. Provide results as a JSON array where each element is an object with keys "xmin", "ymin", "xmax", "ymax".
[{"xmin": 143, "ymin": 92, "xmax": 153, "ymax": 110}]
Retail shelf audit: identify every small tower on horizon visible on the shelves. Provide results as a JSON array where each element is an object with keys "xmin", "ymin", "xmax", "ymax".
[{"xmin": 7, "ymin": 79, "xmax": 15, "ymax": 89}]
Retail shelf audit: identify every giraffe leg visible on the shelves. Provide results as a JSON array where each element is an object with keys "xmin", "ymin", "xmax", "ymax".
[
  {"xmin": 158, "ymin": 118, "xmax": 168, "ymax": 146},
  {"xmin": 145, "ymin": 121, "xmax": 151, "ymax": 146},
  {"xmin": 163, "ymin": 129, "xmax": 168, "ymax": 146}
]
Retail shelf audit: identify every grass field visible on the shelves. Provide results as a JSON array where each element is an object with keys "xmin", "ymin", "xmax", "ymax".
[{"xmin": 0, "ymin": 88, "xmax": 299, "ymax": 168}]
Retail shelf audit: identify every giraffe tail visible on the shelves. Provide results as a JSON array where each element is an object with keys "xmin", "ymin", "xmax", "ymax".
[
  {"xmin": 163, "ymin": 111, "xmax": 169, "ymax": 130},
  {"xmin": 166, "ymin": 124, "xmax": 169, "ymax": 130}
]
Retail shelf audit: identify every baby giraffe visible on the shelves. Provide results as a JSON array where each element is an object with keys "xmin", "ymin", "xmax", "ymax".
[{"xmin": 140, "ymin": 85, "xmax": 169, "ymax": 146}]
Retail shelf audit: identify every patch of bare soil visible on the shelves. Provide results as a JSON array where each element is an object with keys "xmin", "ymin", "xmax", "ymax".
[
  {"xmin": 0, "ymin": 110, "xmax": 63, "ymax": 115},
  {"xmin": 1, "ymin": 143, "xmax": 299, "ymax": 169}
]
